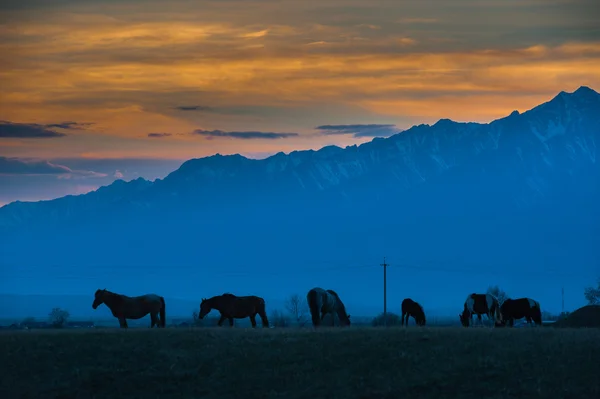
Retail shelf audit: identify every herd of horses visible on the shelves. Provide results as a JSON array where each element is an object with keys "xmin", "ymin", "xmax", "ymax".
[{"xmin": 92, "ymin": 288, "xmax": 543, "ymax": 329}]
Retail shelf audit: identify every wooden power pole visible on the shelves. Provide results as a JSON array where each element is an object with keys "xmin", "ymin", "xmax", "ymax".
[{"xmin": 381, "ymin": 257, "xmax": 388, "ymax": 326}]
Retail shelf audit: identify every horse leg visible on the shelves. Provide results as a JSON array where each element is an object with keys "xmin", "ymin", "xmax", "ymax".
[
  {"xmin": 258, "ymin": 310, "xmax": 269, "ymax": 328},
  {"xmin": 401, "ymin": 312, "xmax": 405, "ymax": 327},
  {"xmin": 119, "ymin": 318, "xmax": 128, "ymax": 328},
  {"xmin": 217, "ymin": 315, "xmax": 227, "ymax": 327},
  {"xmin": 150, "ymin": 312, "xmax": 157, "ymax": 328},
  {"xmin": 228, "ymin": 317, "xmax": 234, "ymax": 327},
  {"xmin": 250, "ymin": 314, "xmax": 257, "ymax": 328}
]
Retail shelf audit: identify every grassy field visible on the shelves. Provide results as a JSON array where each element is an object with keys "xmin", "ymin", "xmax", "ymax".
[{"xmin": 1, "ymin": 327, "xmax": 599, "ymax": 399}]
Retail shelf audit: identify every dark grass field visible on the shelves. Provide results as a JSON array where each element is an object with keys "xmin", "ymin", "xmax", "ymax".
[{"xmin": 1, "ymin": 327, "xmax": 599, "ymax": 399}]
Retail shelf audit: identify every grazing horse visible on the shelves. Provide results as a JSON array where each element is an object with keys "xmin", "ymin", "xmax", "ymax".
[
  {"xmin": 92, "ymin": 288, "xmax": 166, "ymax": 328},
  {"xmin": 199, "ymin": 293, "xmax": 269, "ymax": 328},
  {"xmin": 401, "ymin": 298, "xmax": 426, "ymax": 326},
  {"xmin": 459, "ymin": 293, "xmax": 501, "ymax": 327},
  {"xmin": 306, "ymin": 287, "xmax": 351, "ymax": 327},
  {"xmin": 499, "ymin": 298, "xmax": 542, "ymax": 327}
]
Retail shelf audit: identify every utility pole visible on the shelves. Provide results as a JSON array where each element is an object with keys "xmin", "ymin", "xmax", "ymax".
[
  {"xmin": 562, "ymin": 286, "xmax": 565, "ymax": 314},
  {"xmin": 381, "ymin": 257, "xmax": 388, "ymax": 327}
]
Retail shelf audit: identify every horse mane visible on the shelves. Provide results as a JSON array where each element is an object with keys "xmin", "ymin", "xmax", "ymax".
[
  {"xmin": 221, "ymin": 293, "xmax": 236, "ymax": 298},
  {"xmin": 97, "ymin": 289, "xmax": 125, "ymax": 308},
  {"xmin": 105, "ymin": 290, "xmax": 124, "ymax": 300},
  {"xmin": 326, "ymin": 289, "xmax": 339, "ymax": 299},
  {"xmin": 326, "ymin": 289, "xmax": 347, "ymax": 313}
]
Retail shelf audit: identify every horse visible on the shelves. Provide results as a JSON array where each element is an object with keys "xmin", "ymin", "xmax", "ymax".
[
  {"xmin": 91, "ymin": 288, "xmax": 166, "ymax": 328},
  {"xmin": 199, "ymin": 293, "xmax": 269, "ymax": 328},
  {"xmin": 401, "ymin": 298, "xmax": 426, "ymax": 326},
  {"xmin": 306, "ymin": 287, "xmax": 351, "ymax": 327},
  {"xmin": 498, "ymin": 298, "xmax": 542, "ymax": 327},
  {"xmin": 459, "ymin": 293, "xmax": 501, "ymax": 327}
]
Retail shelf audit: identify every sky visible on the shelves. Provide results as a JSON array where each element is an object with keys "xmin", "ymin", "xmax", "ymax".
[{"xmin": 1, "ymin": 0, "xmax": 599, "ymax": 205}]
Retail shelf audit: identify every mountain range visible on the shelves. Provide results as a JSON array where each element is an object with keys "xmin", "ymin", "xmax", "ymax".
[{"xmin": 1, "ymin": 86, "xmax": 598, "ymax": 314}]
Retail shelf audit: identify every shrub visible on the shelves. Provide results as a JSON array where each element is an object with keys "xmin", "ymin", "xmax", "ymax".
[
  {"xmin": 48, "ymin": 308, "xmax": 70, "ymax": 328},
  {"xmin": 371, "ymin": 312, "xmax": 401, "ymax": 327},
  {"xmin": 270, "ymin": 310, "xmax": 290, "ymax": 327}
]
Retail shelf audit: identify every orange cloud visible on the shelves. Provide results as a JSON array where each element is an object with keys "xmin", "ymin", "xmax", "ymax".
[{"xmin": 0, "ymin": 0, "xmax": 598, "ymax": 160}]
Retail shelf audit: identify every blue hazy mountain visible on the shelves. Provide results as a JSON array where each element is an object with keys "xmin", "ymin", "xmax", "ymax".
[{"xmin": 1, "ymin": 86, "xmax": 598, "ymax": 315}]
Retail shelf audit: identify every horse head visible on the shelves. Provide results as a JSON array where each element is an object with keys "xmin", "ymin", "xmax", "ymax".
[
  {"xmin": 92, "ymin": 288, "xmax": 106, "ymax": 309},
  {"xmin": 199, "ymin": 297, "xmax": 211, "ymax": 319},
  {"xmin": 459, "ymin": 311, "xmax": 470, "ymax": 327},
  {"xmin": 339, "ymin": 312, "xmax": 351, "ymax": 326}
]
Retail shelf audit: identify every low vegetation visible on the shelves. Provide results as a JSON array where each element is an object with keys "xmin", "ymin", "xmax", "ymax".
[
  {"xmin": 584, "ymin": 278, "xmax": 600, "ymax": 305},
  {"xmin": 1, "ymin": 327, "xmax": 598, "ymax": 399},
  {"xmin": 371, "ymin": 312, "xmax": 402, "ymax": 326},
  {"xmin": 553, "ymin": 305, "xmax": 600, "ymax": 328},
  {"xmin": 48, "ymin": 307, "xmax": 70, "ymax": 328}
]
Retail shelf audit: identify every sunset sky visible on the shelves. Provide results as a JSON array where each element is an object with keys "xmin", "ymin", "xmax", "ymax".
[{"xmin": 1, "ymin": 0, "xmax": 599, "ymax": 205}]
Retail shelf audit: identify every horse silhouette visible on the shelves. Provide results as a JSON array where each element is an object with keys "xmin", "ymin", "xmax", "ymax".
[
  {"xmin": 459, "ymin": 293, "xmax": 501, "ymax": 327},
  {"xmin": 92, "ymin": 288, "xmax": 166, "ymax": 328},
  {"xmin": 199, "ymin": 293, "xmax": 269, "ymax": 328},
  {"xmin": 401, "ymin": 298, "xmax": 426, "ymax": 326},
  {"xmin": 499, "ymin": 298, "xmax": 542, "ymax": 327},
  {"xmin": 306, "ymin": 287, "xmax": 351, "ymax": 327}
]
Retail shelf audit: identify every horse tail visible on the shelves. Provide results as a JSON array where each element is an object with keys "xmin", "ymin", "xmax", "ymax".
[
  {"xmin": 419, "ymin": 304, "xmax": 426, "ymax": 326},
  {"xmin": 159, "ymin": 296, "xmax": 166, "ymax": 328},
  {"xmin": 532, "ymin": 300, "xmax": 542, "ymax": 326},
  {"xmin": 307, "ymin": 289, "xmax": 320, "ymax": 327},
  {"xmin": 258, "ymin": 297, "xmax": 269, "ymax": 328}
]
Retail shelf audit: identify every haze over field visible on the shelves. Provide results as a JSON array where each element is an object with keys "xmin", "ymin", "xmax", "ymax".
[{"xmin": 1, "ymin": 0, "xmax": 599, "ymax": 320}]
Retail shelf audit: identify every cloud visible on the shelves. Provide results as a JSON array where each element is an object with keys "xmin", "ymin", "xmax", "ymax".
[
  {"xmin": 147, "ymin": 132, "xmax": 173, "ymax": 138},
  {"xmin": 0, "ymin": 120, "xmax": 92, "ymax": 139},
  {"xmin": 0, "ymin": 157, "xmax": 185, "ymax": 206},
  {"xmin": 0, "ymin": 121, "xmax": 67, "ymax": 139},
  {"xmin": 0, "ymin": 157, "xmax": 106, "ymax": 177},
  {"xmin": 305, "ymin": 41, "xmax": 327, "ymax": 46},
  {"xmin": 356, "ymin": 24, "xmax": 381, "ymax": 30},
  {"xmin": 397, "ymin": 18, "xmax": 438, "ymax": 24},
  {"xmin": 240, "ymin": 29, "xmax": 269, "ymax": 38},
  {"xmin": 173, "ymin": 105, "xmax": 213, "ymax": 111},
  {"xmin": 315, "ymin": 124, "xmax": 400, "ymax": 138},
  {"xmin": 1, "ymin": 0, "xmax": 599, "ymax": 153},
  {"xmin": 43, "ymin": 121, "xmax": 94, "ymax": 130},
  {"xmin": 192, "ymin": 129, "xmax": 299, "ymax": 140}
]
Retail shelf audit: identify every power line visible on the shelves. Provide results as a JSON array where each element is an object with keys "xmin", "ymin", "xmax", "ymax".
[
  {"xmin": 385, "ymin": 261, "xmax": 579, "ymax": 278},
  {"xmin": 0, "ymin": 258, "xmax": 585, "ymax": 279},
  {"xmin": 0, "ymin": 262, "xmax": 376, "ymax": 280}
]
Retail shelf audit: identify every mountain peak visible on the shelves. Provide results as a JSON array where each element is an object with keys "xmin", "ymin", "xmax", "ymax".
[
  {"xmin": 574, "ymin": 85, "xmax": 597, "ymax": 95},
  {"xmin": 433, "ymin": 118, "xmax": 456, "ymax": 127}
]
